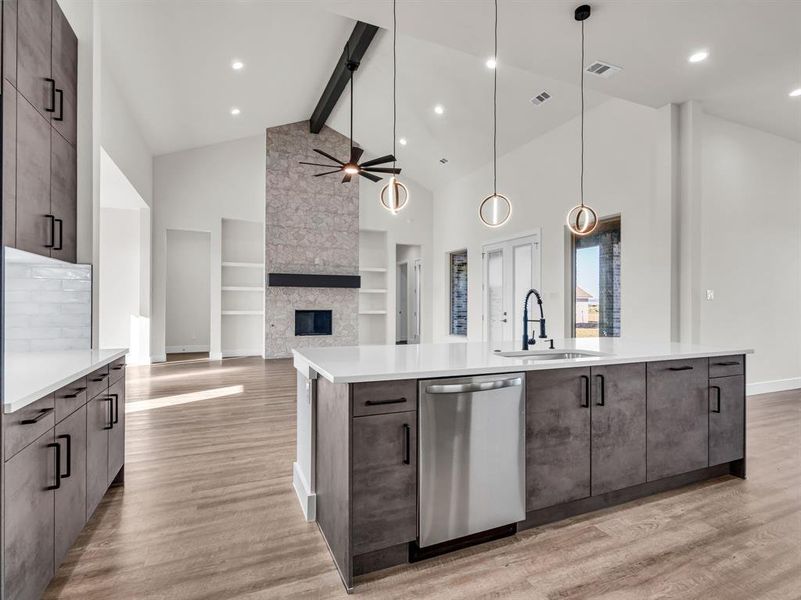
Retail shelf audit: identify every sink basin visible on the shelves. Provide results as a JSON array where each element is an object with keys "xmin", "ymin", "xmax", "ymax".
[{"xmin": 494, "ymin": 349, "xmax": 608, "ymax": 360}]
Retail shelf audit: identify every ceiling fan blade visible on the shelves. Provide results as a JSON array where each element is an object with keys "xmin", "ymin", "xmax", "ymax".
[
  {"xmin": 360, "ymin": 154, "xmax": 396, "ymax": 168},
  {"xmin": 313, "ymin": 149, "xmax": 345, "ymax": 165},
  {"xmin": 362, "ymin": 167, "xmax": 402, "ymax": 174},
  {"xmin": 350, "ymin": 146, "xmax": 365, "ymax": 163},
  {"xmin": 342, "ymin": 174, "xmax": 352, "ymax": 183},
  {"xmin": 359, "ymin": 171, "xmax": 382, "ymax": 183},
  {"xmin": 299, "ymin": 161, "xmax": 340, "ymax": 168},
  {"xmin": 314, "ymin": 169, "xmax": 343, "ymax": 177}
]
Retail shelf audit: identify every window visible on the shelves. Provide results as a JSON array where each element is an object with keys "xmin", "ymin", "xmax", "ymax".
[
  {"xmin": 571, "ymin": 217, "xmax": 621, "ymax": 337},
  {"xmin": 449, "ymin": 250, "xmax": 468, "ymax": 336}
]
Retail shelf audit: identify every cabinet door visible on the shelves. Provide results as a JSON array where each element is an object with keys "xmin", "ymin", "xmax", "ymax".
[
  {"xmin": 709, "ymin": 375, "xmax": 745, "ymax": 466},
  {"xmin": 55, "ymin": 404, "xmax": 87, "ymax": 567},
  {"xmin": 51, "ymin": 0, "xmax": 78, "ymax": 145},
  {"xmin": 526, "ymin": 368, "xmax": 591, "ymax": 511},
  {"xmin": 17, "ymin": 0, "xmax": 52, "ymax": 118},
  {"xmin": 4, "ymin": 431, "xmax": 56, "ymax": 600},
  {"xmin": 50, "ymin": 127, "xmax": 77, "ymax": 262},
  {"xmin": 647, "ymin": 358, "xmax": 709, "ymax": 481},
  {"xmin": 3, "ymin": 80, "xmax": 17, "ymax": 247},
  {"xmin": 108, "ymin": 376, "xmax": 126, "ymax": 484},
  {"xmin": 590, "ymin": 363, "xmax": 646, "ymax": 496},
  {"xmin": 86, "ymin": 394, "xmax": 111, "ymax": 519},
  {"xmin": 16, "ymin": 90, "xmax": 52, "ymax": 257},
  {"xmin": 351, "ymin": 411, "xmax": 417, "ymax": 555},
  {"xmin": 3, "ymin": 0, "xmax": 18, "ymax": 86}
]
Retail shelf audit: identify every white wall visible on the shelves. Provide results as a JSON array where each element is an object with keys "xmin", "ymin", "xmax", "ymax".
[
  {"xmin": 165, "ymin": 229, "xmax": 211, "ymax": 352},
  {"xmin": 152, "ymin": 135, "xmax": 265, "ymax": 361},
  {"xmin": 432, "ymin": 99, "xmax": 673, "ymax": 345},
  {"xmin": 698, "ymin": 115, "xmax": 801, "ymax": 393}
]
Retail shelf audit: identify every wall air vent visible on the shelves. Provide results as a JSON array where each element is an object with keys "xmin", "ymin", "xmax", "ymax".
[
  {"xmin": 585, "ymin": 60, "xmax": 622, "ymax": 78},
  {"xmin": 530, "ymin": 91, "xmax": 552, "ymax": 106}
]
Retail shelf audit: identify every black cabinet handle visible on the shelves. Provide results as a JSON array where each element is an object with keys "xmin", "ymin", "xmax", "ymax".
[
  {"xmin": 21, "ymin": 407, "xmax": 54, "ymax": 425},
  {"xmin": 92, "ymin": 374, "xmax": 108, "ymax": 382},
  {"xmin": 54, "ymin": 218, "xmax": 63, "ymax": 250},
  {"xmin": 63, "ymin": 387, "xmax": 87, "ymax": 399},
  {"xmin": 365, "ymin": 397, "xmax": 407, "ymax": 406},
  {"xmin": 45, "ymin": 78, "xmax": 56, "ymax": 112},
  {"xmin": 57, "ymin": 434, "xmax": 72, "ymax": 478},
  {"xmin": 668, "ymin": 366, "xmax": 694, "ymax": 371},
  {"xmin": 710, "ymin": 386, "xmax": 721, "ymax": 413},
  {"xmin": 102, "ymin": 398, "xmax": 113, "ymax": 430},
  {"xmin": 46, "ymin": 442, "xmax": 61, "ymax": 490},
  {"xmin": 402, "ymin": 424, "xmax": 411, "ymax": 465},
  {"xmin": 580, "ymin": 375, "xmax": 590, "ymax": 408},
  {"xmin": 112, "ymin": 364, "xmax": 125, "ymax": 371},
  {"xmin": 54, "ymin": 88, "xmax": 64, "ymax": 121},
  {"xmin": 595, "ymin": 374, "xmax": 605, "ymax": 406},
  {"xmin": 111, "ymin": 393, "xmax": 120, "ymax": 424},
  {"xmin": 45, "ymin": 214, "xmax": 56, "ymax": 248},
  {"xmin": 714, "ymin": 361, "xmax": 739, "ymax": 366}
]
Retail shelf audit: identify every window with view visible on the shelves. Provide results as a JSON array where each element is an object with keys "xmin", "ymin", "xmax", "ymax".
[
  {"xmin": 571, "ymin": 217, "xmax": 621, "ymax": 338},
  {"xmin": 449, "ymin": 250, "xmax": 468, "ymax": 336}
]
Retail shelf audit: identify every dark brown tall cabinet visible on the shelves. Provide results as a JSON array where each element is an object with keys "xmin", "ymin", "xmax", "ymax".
[{"xmin": 3, "ymin": 0, "xmax": 78, "ymax": 262}]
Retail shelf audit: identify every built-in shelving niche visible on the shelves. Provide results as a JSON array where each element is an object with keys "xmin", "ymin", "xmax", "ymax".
[
  {"xmin": 221, "ymin": 218, "xmax": 264, "ymax": 358},
  {"xmin": 359, "ymin": 230, "xmax": 389, "ymax": 345}
]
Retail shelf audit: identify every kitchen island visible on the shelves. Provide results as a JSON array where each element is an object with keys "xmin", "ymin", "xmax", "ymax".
[{"xmin": 293, "ymin": 339, "xmax": 751, "ymax": 591}]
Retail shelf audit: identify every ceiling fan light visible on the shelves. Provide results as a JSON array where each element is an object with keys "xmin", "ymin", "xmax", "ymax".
[
  {"xmin": 380, "ymin": 176, "xmax": 410, "ymax": 214},
  {"xmin": 343, "ymin": 163, "xmax": 360, "ymax": 174}
]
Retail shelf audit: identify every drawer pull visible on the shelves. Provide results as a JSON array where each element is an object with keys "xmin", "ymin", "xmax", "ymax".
[
  {"xmin": 46, "ymin": 442, "xmax": 61, "ymax": 490},
  {"xmin": 595, "ymin": 374, "xmax": 605, "ymax": 406},
  {"xmin": 102, "ymin": 398, "xmax": 114, "ymax": 430},
  {"xmin": 668, "ymin": 366, "xmax": 693, "ymax": 371},
  {"xmin": 57, "ymin": 434, "xmax": 72, "ymax": 478},
  {"xmin": 580, "ymin": 375, "xmax": 590, "ymax": 408},
  {"xmin": 112, "ymin": 365, "xmax": 125, "ymax": 371},
  {"xmin": 21, "ymin": 407, "xmax": 54, "ymax": 425},
  {"xmin": 710, "ymin": 386, "xmax": 722, "ymax": 413},
  {"xmin": 714, "ymin": 361, "xmax": 739, "ymax": 366},
  {"xmin": 402, "ymin": 424, "xmax": 411, "ymax": 465},
  {"xmin": 63, "ymin": 387, "xmax": 87, "ymax": 399},
  {"xmin": 92, "ymin": 374, "xmax": 108, "ymax": 382},
  {"xmin": 365, "ymin": 397, "xmax": 407, "ymax": 406}
]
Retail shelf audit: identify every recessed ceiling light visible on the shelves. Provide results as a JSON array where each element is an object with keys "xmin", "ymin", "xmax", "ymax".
[
  {"xmin": 434, "ymin": 104, "xmax": 445, "ymax": 115},
  {"xmin": 399, "ymin": 137, "xmax": 407, "ymax": 146},
  {"xmin": 230, "ymin": 107, "xmax": 241, "ymax": 116},
  {"xmin": 231, "ymin": 60, "xmax": 244, "ymax": 70},
  {"xmin": 688, "ymin": 50, "xmax": 708, "ymax": 63},
  {"xmin": 790, "ymin": 88, "xmax": 801, "ymax": 98},
  {"xmin": 486, "ymin": 57, "xmax": 497, "ymax": 69}
]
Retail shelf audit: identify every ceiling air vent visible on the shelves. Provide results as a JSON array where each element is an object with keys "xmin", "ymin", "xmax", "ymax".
[
  {"xmin": 439, "ymin": 158, "xmax": 449, "ymax": 165},
  {"xmin": 530, "ymin": 91, "xmax": 552, "ymax": 106},
  {"xmin": 585, "ymin": 60, "xmax": 622, "ymax": 78}
]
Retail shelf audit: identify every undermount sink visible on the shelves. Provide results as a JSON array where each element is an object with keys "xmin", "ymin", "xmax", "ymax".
[{"xmin": 493, "ymin": 349, "xmax": 608, "ymax": 360}]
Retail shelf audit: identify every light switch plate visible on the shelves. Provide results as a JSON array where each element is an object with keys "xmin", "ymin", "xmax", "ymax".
[{"xmin": 706, "ymin": 290, "xmax": 715, "ymax": 301}]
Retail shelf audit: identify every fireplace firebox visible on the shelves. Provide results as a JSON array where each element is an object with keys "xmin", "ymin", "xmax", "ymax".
[{"xmin": 295, "ymin": 310, "xmax": 333, "ymax": 336}]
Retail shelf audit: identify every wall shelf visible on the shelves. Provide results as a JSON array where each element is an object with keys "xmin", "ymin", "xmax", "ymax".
[
  {"xmin": 359, "ymin": 267, "xmax": 387, "ymax": 273},
  {"xmin": 222, "ymin": 286, "xmax": 263, "ymax": 292},
  {"xmin": 222, "ymin": 310, "xmax": 264, "ymax": 316},
  {"xmin": 359, "ymin": 310, "xmax": 387, "ymax": 315},
  {"xmin": 359, "ymin": 288, "xmax": 387, "ymax": 294},
  {"xmin": 222, "ymin": 261, "xmax": 263, "ymax": 269}
]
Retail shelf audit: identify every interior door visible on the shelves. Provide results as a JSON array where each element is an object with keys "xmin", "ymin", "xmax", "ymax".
[
  {"xmin": 483, "ymin": 233, "xmax": 541, "ymax": 346},
  {"xmin": 410, "ymin": 259, "xmax": 422, "ymax": 344},
  {"xmin": 396, "ymin": 263, "xmax": 408, "ymax": 343}
]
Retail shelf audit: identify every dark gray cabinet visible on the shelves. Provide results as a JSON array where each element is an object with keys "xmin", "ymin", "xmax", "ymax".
[
  {"xmin": 3, "ymin": 79, "xmax": 17, "ymax": 246},
  {"xmin": 525, "ymin": 368, "xmax": 591, "ymax": 511},
  {"xmin": 54, "ymin": 404, "xmax": 87, "ymax": 567},
  {"xmin": 16, "ymin": 0, "xmax": 51, "ymax": 119},
  {"xmin": 50, "ymin": 127, "xmax": 77, "ymax": 262},
  {"xmin": 351, "ymin": 411, "xmax": 417, "ymax": 555},
  {"xmin": 3, "ymin": 0, "xmax": 18, "ymax": 85},
  {"xmin": 51, "ymin": 0, "xmax": 78, "ymax": 145},
  {"xmin": 590, "ymin": 363, "xmax": 647, "ymax": 496},
  {"xmin": 108, "ymin": 376, "xmax": 126, "ymax": 483},
  {"xmin": 86, "ymin": 392, "xmax": 112, "ymax": 518},
  {"xmin": 646, "ymin": 358, "xmax": 709, "ymax": 481},
  {"xmin": 709, "ymin": 375, "xmax": 745, "ymax": 466},
  {"xmin": 4, "ymin": 431, "xmax": 56, "ymax": 600}
]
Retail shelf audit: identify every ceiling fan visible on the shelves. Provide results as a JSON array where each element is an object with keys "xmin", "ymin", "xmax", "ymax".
[{"xmin": 300, "ymin": 57, "xmax": 400, "ymax": 183}]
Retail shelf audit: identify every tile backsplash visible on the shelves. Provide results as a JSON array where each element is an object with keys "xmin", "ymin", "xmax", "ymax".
[{"xmin": 4, "ymin": 259, "xmax": 92, "ymax": 352}]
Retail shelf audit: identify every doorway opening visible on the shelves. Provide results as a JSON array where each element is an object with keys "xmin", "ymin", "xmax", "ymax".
[
  {"xmin": 165, "ymin": 229, "xmax": 211, "ymax": 361},
  {"xmin": 396, "ymin": 244, "xmax": 422, "ymax": 345}
]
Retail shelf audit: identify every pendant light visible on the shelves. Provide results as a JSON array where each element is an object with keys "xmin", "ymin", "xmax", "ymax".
[
  {"xmin": 479, "ymin": 0, "xmax": 511, "ymax": 228},
  {"xmin": 566, "ymin": 4, "xmax": 598, "ymax": 236},
  {"xmin": 380, "ymin": 0, "xmax": 410, "ymax": 214}
]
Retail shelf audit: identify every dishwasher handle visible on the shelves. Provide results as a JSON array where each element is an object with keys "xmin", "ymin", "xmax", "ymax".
[{"xmin": 425, "ymin": 376, "xmax": 523, "ymax": 395}]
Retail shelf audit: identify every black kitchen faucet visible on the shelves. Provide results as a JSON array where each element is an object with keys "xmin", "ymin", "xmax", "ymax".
[{"xmin": 522, "ymin": 289, "xmax": 548, "ymax": 350}]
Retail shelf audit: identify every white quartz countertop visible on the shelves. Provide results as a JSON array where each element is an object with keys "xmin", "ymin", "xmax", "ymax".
[
  {"xmin": 293, "ymin": 339, "xmax": 753, "ymax": 384},
  {"xmin": 4, "ymin": 348, "xmax": 128, "ymax": 413}
]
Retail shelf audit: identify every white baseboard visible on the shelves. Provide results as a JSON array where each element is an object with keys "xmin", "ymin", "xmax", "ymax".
[
  {"xmin": 747, "ymin": 377, "xmax": 801, "ymax": 396},
  {"xmin": 151, "ymin": 353, "xmax": 167, "ymax": 363},
  {"xmin": 165, "ymin": 345, "xmax": 210, "ymax": 353},
  {"xmin": 209, "ymin": 351, "xmax": 223, "ymax": 361},
  {"xmin": 221, "ymin": 349, "xmax": 262, "ymax": 358},
  {"xmin": 292, "ymin": 462, "xmax": 316, "ymax": 522}
]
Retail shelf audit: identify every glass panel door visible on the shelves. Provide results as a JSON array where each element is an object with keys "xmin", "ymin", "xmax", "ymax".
[{"xmin": 486, "ymin": 249, "xmax": 506, "ymax": 346}]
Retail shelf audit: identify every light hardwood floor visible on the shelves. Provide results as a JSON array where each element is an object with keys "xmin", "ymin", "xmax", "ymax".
[{"xmin": 46, "ymin": 358, "xmax": 801, "ymax": 599}]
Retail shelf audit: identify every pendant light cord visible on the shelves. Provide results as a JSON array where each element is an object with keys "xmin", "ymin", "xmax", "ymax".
[
  {"xmin": 580, "ymin": 19, "xmax": 585, "ymax": 208},
  {"xmin": 493, "ymin": 0, "xmax": 498, "ymax": 195},
  {"xmin": 393, "ymin": 0, "xmax": 397, "ymax": 171}
]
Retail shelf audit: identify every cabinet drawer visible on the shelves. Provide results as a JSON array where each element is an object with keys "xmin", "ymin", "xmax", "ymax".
[
  {"xmin": 86, "ymin": 364, "xmax": 110, "ymax": 400},
  {"xmin": 54, "ymin": 376, "xmax": 87, "ymax": 423},
  {"xmin": 4, "ymin": 393, "xmax": 55, "ymax": 460},
  {"xmin": 352, "ymin": 380, "xmax": 417, "ymax": 417},
  {"xmin": 709, "ymin": 355, "xmax": 744, "ymax": 378},
  {"xmin": 108, "ymin": 356, "xmax": 126, "ymax": 385}
]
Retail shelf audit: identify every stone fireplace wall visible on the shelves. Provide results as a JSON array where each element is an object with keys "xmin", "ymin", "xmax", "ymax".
[{"xmin": 264, "ymin": 121, "xmax": 359, "ymax": 358}]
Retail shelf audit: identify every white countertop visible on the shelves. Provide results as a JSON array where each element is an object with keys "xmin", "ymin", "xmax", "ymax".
[
  {"xmin": 4, "ymin": 348, "xmax": 128, "ymax": 413},
  {"xmin": 293, "ymin": 338, "xmax": 753, "ymax": 384}
]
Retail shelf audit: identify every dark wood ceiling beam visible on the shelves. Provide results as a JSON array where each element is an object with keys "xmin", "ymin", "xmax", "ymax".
[{"xmin": 309, "ymin": 21, "xmax": 379, "ymax": 134}]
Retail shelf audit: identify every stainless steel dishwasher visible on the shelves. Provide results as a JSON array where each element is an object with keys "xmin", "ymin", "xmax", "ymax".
[{"xmin": 418, "ymin": 373, "xmax": 526, "ymax": 547}]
